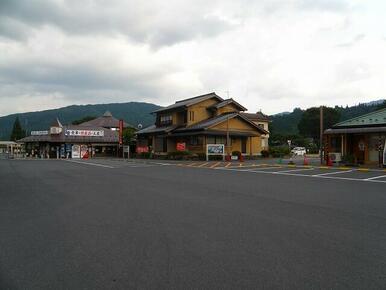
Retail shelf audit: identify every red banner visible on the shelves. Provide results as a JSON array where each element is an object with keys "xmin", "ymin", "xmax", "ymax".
[
  {"xmin": 119, "ymin": 119, "xmax": 123, "ymax": 145},
  {"xmin": 176, "ymin": 142, "xmax": 186, "ymax": 151},
  {"xmin": 136, "ymin": 146, "xmax": 149, "ymax": 153}
]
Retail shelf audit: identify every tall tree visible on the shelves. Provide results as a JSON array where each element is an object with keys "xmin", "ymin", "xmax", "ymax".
[
  {"xmin": 298, "ymin": 107, "xmax": 340, "ymax": 145},
  {"xmin": 10, "ymin": 116, "xmax": 26, "ymax": 141},
  {"xmin": 122, "ymin": 127, "xmax": 136, "ymax": 145}
]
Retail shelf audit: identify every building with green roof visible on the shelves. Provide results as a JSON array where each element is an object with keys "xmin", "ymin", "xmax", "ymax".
[{"xmin": 325, "ymin": 108, "xmax": 386, "ymax": 166}]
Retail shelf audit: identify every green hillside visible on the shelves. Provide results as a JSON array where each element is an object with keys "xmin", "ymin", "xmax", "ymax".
[
  {"xmin": 270, "ymin": 100, "xmax": 386, "ymax": 136},
  {"xmin": 0, "ymin": 102, "xmax": 161, "ymax": 140}
]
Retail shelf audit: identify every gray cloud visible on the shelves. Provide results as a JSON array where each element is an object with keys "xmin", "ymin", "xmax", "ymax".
[
  {"xmin": 0, "ymin": 0, "xmax": 234, "ymax": 47},
  {"xmin": 0, "ymin": 0, "xmax": 385, "ymax": 116}
]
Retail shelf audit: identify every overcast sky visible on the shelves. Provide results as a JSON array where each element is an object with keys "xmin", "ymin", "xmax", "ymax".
[{"xmin": 0, "ymin": 0, "xmax": 385, "ymax": 116}]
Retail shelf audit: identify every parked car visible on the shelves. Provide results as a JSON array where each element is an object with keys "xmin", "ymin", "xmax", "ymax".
[{"xmin": 291, "ymin": 147, "xmax": 306, "ymax": 156}]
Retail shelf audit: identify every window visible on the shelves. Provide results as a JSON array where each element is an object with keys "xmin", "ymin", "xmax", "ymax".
[
  {"xmin": 160, "ymin": 115, "xmax": 172, "ymax": 125},
  {"xmin": 189, "ymin": 111, "xmax": 195, "ymax": 122},
  {"xmin": 207, "ymin": 136, "xmax": 228, "ymax": 145},
  {"xmin": 189, "ymin": 136, "xmax": 203, "ymax": 146}
]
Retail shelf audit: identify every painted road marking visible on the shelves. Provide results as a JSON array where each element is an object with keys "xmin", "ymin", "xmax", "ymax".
[
  {"xmin": 275, "ymin": 168, "xmax": 315, "ymax": 174},
  {"xmin": 66, "ymin": 160, "xmax": 114, "ymax": 168},
  {"xmin": 364, "ymin": 175, "xmax": 386, "ymax": 181},
  {"xmin": 225, "ymin": 162, "xmax": 231, "ymax": 168},
  {"xmin": 312, "ymin": 170, "xmax": 355, "ymax": 177},
  {"xmin": 210, "ymin": 162, "xmax": 221, "ymax": 168},
  {"xmin": 214, "ymin": 166, "xmax": 386, "ymax": 183},
  {"xmin": 198, "ymin": 162, "xmax": 209, "ymax": 167}
]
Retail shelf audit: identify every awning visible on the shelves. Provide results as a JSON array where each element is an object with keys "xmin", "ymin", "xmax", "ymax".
[{"xmin": 324, "ymin": 126, "xmax": 386, "ymax": 134}]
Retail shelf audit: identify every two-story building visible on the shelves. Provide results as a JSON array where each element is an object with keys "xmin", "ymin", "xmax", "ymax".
[{"xmin": 137, "ymin": 92, "xmax": 269, "ymax": 157}]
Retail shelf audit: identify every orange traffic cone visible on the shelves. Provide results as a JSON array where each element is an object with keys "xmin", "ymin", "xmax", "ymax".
[
  {"xmin": 327, "ymin": 156, "xmax": 333, "ymax": 167},
  {"xmin": 303, "ymin": 155, "xmax": 309, "ymax": 166}
]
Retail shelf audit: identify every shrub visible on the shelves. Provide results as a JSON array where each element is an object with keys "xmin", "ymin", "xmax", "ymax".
[
  {"xmin": 260, "ymin": 150, "xmax": 269, "ymax": 158},
  {"xmin": 232, "ymin": 150, "xmax": 241, "ymax": 156},
  {"xmin": 167, "ymin": 151, "xmax": 192, "ymax": 160},
  {"xmin": 197, "ymin": 153, "xmax": 206, "ymax": 160},
  {"xmin": 139, "ymin": 152, "xmax": 151, "ymax": 159},
  {"xmin": 269, "ymin": 146, "xmax": 290, "ymax": 158}
]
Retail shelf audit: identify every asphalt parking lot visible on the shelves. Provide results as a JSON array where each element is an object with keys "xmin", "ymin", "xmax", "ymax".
[{"xmin": 1, "ymin": 159, "xmax": 386, "ymax": 289}]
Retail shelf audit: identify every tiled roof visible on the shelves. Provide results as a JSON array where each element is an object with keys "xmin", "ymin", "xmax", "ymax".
[
  {"xmin": 18, "ymin": 125, "xmax": 118, "ymax": 143},
  {"xmin": 333, "ymin": 108, "xmax": 386, "ymax": 128},
  {"xmin": 79, "ymin": 111, "xmax": 133, "ymax": 128},
  {"xmin": 241, "ymin": 112, "xmax": 270, "ymax": 122},
  {"xmin": 208, "ymin": 99, "xmax": 247, "ymax": 111},
  {"xmin": 175, "ymin": 113, "xmax": 268, "ymax": 134},
  {"xmin": 176, "ymin": 113, "xmax": 239, "ymax": 131},
  {"xmin": 153, "ymin": 92, "xmax": 223, "ymax": 113},
  {"xmin": 136, "ymin": 124, "xmax": 178, "ymax": 135}
]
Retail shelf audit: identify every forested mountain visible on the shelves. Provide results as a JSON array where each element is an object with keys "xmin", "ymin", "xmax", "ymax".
[
  {"xmin": 270, "ymin": 100, "xmax": 386, "ymax": 136},
  {"xmin": 0, "ymin": 102, "xmax": 161, "ymax": 140}
]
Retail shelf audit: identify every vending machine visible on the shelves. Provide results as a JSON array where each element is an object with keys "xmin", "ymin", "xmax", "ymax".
[{"xmin": 383, "ymin": 140, "xmax": 386, "ymax": 167}]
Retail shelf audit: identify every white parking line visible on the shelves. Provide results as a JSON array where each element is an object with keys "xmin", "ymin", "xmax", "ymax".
[
  {"xmin": 364, "ymin": 175, "xmax": 386, "ymax": 181},
  {"xmin": 242, "ymin": 166, "xmax": 281, "ymax": 171},
  {"xmin": 275, "ymin": 168, "xmax": 315, "ymax": 174},
  {"xmin": 66, "ymin": 160, "xmax": 114, "ymax": 168},
  {"xmin": 213, "ymin": 166, "xmax": 386, "ymax": 184},
  {"xmin": 312, "ymin": 170, "xmax": 355, "ymax": 177}
]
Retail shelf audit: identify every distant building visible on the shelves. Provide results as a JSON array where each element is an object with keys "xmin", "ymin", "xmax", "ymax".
[
  {"xmin": 137, "ymin": 92, "xmax": 269, "ymax": 156},
  {"xmin": 0, "ymin": 141, "xmax": 23, "ymax": 159},
  {"xmin": 325, "ymin": 108, "xmax": 386, "ymax": 166},
  {"xmin": 18, "ymin": 111, "xmax": 132, "ymax": 158}
]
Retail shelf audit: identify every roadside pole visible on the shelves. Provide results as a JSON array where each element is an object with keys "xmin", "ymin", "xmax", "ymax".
[{"xmin": 320, "ymin": 106, "xmax": 324, "ymax": 165}]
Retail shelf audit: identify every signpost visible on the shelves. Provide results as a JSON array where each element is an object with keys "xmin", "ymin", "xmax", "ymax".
[
  {"xmin": 206, "ymin": 144, "xmax": 225, "ymax": 161},
  {"xmin": 119, "ymin": 120, "xmax": 123, "ymax": 146},
  {"xmin": 176, "ymin": 142, "xmax": 186, "ymax": 151}
]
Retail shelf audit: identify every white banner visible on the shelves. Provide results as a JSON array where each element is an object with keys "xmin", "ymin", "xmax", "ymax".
[
  {"xmin": 31, "ymin": 131, "xmax": 48, "ymax": 136},
  {"xmin": 65, "ymin": 129, "xmax": 104, "ymax": 137}
]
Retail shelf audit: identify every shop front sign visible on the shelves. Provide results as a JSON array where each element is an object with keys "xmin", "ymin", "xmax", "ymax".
[{"xmin": 65, "ymin": 130, "xmax": 104, "ymax": 137}]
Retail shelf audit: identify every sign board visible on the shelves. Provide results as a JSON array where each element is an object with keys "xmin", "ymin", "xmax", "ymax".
[
  {"xmin": 206, "ymin": 144, "xmax": 225, "ymax": 161},
  {"xmin": 359, "ymin": 141, "xmax": 365, "ymax": 151},
  {"xmin": 384, "ymin": 140, "xmax": 386, "ymax": 166},
  {"xmin": 65, "ymin": 144, "xmax": 72, "ymax": 153},
  {"xmin": 176, "ymin": 142, "xmax": 186, "ymax": 151},
  {"xmin": 31, "ymin": 130, "xmax": 49, "ymax": 136},
  {"xmin": 123, "ymin": 146, "xmax": 129, "ymax": 153},
  {"xmin": 119, "ymin": 119, "xmax": 123, "ymax": 145},
  {"xmin": 72, "ymin": 144, "xmax": 81, "ymax": 158},
  {"xmin": 137, "ymin": 146, "xmax": 149, "ymax": 153},
  {"xmin": 50, "ymin": 127, "xmax": 62, "ymax": 134},
  {"xmin": 80, "ymin": 145, "xmax": 89, "ymax": 159},
  {"xmin": 65, "ymin": 130, "xmax": 104, "ymax": 137}
]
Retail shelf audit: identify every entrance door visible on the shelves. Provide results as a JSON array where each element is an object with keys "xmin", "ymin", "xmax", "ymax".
[
  {"xmin": 241, "ymin": 138, "xmax": 247, "ymax": 154},
  {"xmin": 353, "ymin": 135, "xmax": 365, "ymax": 164}
]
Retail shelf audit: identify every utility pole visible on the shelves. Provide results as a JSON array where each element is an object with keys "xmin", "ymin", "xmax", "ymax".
[
  {"xmin": 320, "ymin": 106, "xmax": 324, "ymax": 165},
  {"xmin": 226, "ymin": 115, "xmax": 230, "ymax": 156}
]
